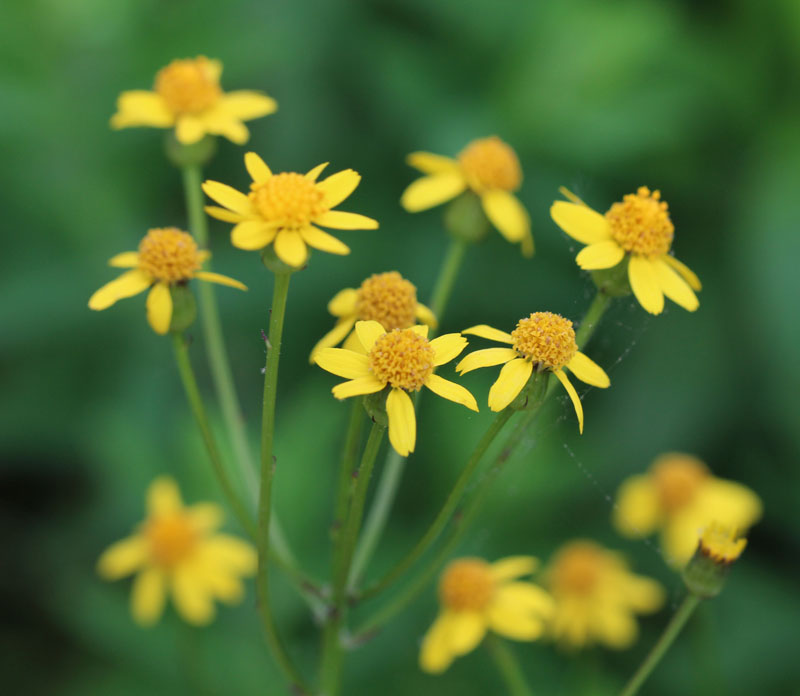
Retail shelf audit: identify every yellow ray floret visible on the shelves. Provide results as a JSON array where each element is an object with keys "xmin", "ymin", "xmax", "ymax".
[
  {"xmin": 315, "ymin": 320, "xmax": 477, "ymax": 456},
  {"xmin": 111, "ymin": 56, "xmax": 277, "ymax": 145},
  {"xmin": 88, "ymin": 227, "xmax": 246, "ymax": 334},
  {"xmin": 203, "ymin": 153, "xmax": 378, "ymax": 268},
  {"xmin": 97, "ymin": 476, "xmax": 256, "ymax": 626}
]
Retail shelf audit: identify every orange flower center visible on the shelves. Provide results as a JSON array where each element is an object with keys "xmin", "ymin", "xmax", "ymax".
[
  {"xmin": 699, "ymin": 522, "xmax": 746, "ymax": 564},
  {"xmin": 651, "ymin": 455, "xmax": 708, "ymax": 513},
  {"xmin": 138, "ymin": 227, "xmax": 202, "ymax": 283},
  {"xmin": 511, "ymin": 312, "xmax": 577, "ymax": 370},
  {"xmin": 457, "ymin": 136, "xmax": 522, "ymax": 192},
  {"xmin": 549, "ymin": 542, "xmax": 605, "ymax": 596},
  {"xmin": 368, "ymin": 328, "xmax": 434, "ymax": 391},
  {"xmin": 145, "ymin": 514, "xmax": 197, "ymax": 567},
  {"xmin": 605, "ymin": 187, "xmax": 674, "ymax": 257},
  {"xmin": 155, "ymin": 57, "xmax": 222, "ymax": 114},
  {"xmin": 250, "ymin": 173, "xmax": 327, "ymax": 230},
  {"xmin": 439, "ymin": 558, "xmax": 495, "ymax": 611},
  {"xmin": 356, "ymin": 272, "xmax": 418, "ymax": 330}
]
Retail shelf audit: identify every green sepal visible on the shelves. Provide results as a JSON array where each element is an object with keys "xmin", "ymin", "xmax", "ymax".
[
  {"xmin": 443, "ymin": 191, "xmax": 490, "ymax": 244},
  {"xmin": 164, "ymin": 132, "xmax": 217, "ymax": 168},
  {"xmin": 169, "ymin": 283, "xmax": 197, "ymax": 333},
  {"xmin": 362, "ymin": 390, "xmax": 389, "ymax": 427}
]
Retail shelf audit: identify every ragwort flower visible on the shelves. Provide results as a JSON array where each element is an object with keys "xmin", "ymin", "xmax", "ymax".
[
  {"xmin": 613, "ymin": 453, "xmax": 762, "ymax": 567},
  {"xmin": 88, "ymin": 227, "xmax": 246, "ymax": 334},
  {"xmin": 203, "ymin": 152, "xmax": 378, "ymax": 268},
  {"xmin": 111, "ymin": 56, "xmax": 277, "ymax": 145},
  {"xmin": 545, "ymin": 540, "xmax": 664, "ymax": 650},
  {"xmin": 401, "ymin": 136, "xmax": 533, "ymax": 256},
  {"xmin": 97, "ymin": 476, "xmax": 256, "ymax": 626},
  {"xmin": 309, "ymin": 271, "xmax": 437, "ymax": 361},
  {"xmin": 420, "ymin": 556, "xmax": 554, "ymax": 674},
  {"xmin": 551, "ymin": 187, "xmax": 701, "ymax": 315},
  {"xmin": 315, "ymin": 321, "xmax": 477, "ymax": 456},
  {"xmin": 456, "ymin": 312, "xmax": 609, "ymax": 433}
]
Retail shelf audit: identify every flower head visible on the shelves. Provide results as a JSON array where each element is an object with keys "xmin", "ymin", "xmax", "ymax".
[
  {"xmin": 309, "ymin": 272, "xmax": 437, "ymax": 361},
  {"xmin": 111, "ymin": 56, "xmax": 277, "ymax": 145},
  {"xmin": 315, "ymin": 321, "xmax": 477, "ymax": 455},
  {"xmin": 420, "ymin": 556, "xmax": 553, "ymax": 673},
  {"xmin": 545, "ymin": 540, "xmax": 664, "ymax": 650},
  {"xmin": 88, "ymin": 227, "xmax": 246, "ymax": 334},
  {"xmin": 456, "ymin": 312, "xmax": 610, "ymax": 432},
  {"xmin": 551, "ymin": 187, "xmax": 701, "ymax": 315},
  {"xmin": 401, "ymin": 136, "xmax": 533, "ymax": 256},
  {"xmin": 698, "ymin": 522, "xmax": 747, "ymax": 564},
  {"xmin": 613, "ymin": 453, "xmax": 762, "ymax": 566},
  {"xmin": 97, "ymin": 477, "xmax": 256, "ymax": 626},
  {"xmin": 202, "ymin": 153, "xmax": 378, "ymax": 268}
]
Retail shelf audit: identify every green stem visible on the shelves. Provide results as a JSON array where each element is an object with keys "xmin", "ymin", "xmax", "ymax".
[
  {"xmin": 575, "ymin": 291, "xmax": 612, "ymax": 349},
  {"xmin": 331, "ymin": 400, "xmax": 365, "ymax": 543},
  {"xmin": 486, "ymin": 635, "xmax": 534, "ymax": 696},
  {"xmin": 171, "ymin": 332, "xmax": 256, "ymax": 539},
  {"xmin": 429, "ymin": 237, "xmax": 468, "ymax": 320},
  {"xmin": 254, "ymin": 272, "xmax": 309, "ymax": 694},
  {"xmin": 619, "ymin": 593, "xmax": 702, "ymax": 696}
]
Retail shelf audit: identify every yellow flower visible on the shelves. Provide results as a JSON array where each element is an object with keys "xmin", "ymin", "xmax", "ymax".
[
  {"xmin": 420, "ymin": 556, "xmax": 554, "ymax": 674},
  {"xmin": 545, "ymin": 540, "xmax": 664, "ymax": 650},
  {"xmin": 309, "ymin": 271, "xmax": 437, "ymax": 361},
  {"xmin": 315, "ymin": 321, "xmax": 477, "ymax": 456},
  {"xmin": 401, "ymin": 136, "xmax": 533, "ymax": 256},
  {"xmin": 88, "ymin": 227, "xmax": 246, "ymax": 335},
  {"xmin": 97, "ymin": 477, "xmax": 256, "ymax": 626},
  {"xmin": 202, "ymin": 152, "xmax": 378, "ymax": 268},
  {"xmin": 456, "ymin": 312, "xmax": 609, "ymax": 433},
  {"xmin": 550, "ymin": 186, "xmax": 701, "ymax": 315},
  {"xmin": 698, "ymin": 522, "xmax": 747, "ymax": 564},
  {"xmin": 613, "ymin": 453, "xmax": 762, "ymax": 567},
  {"xmin": 111, "ymin": 56, "xmax": 277, "ymax": 145}
]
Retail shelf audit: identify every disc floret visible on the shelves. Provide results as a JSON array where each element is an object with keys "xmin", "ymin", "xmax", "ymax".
[
  {"xmin": 368, "ymin": 328, "xmax": 435, "ymax": 391},
  {"xmin": 137, "ymin": 227, "xmax": 203, "ymax": 283},
  {"xmin": 652, "ymin": 455, "xmax": 709, "ymax": 512},
  {"xmin": 511, "ymin": 312, "xmax": 577, "ymax": 371},
  {"xmin": 356, "ymin": 272, "xmax": 418, "ymax": 329},
  {"xmin": 439, "ymin": 559, "xmax": 495, "ymax": 612},
  {"xmin": 606, "ymin": 186, "xmax": 674, "ymax": 257},
  {"xmin": 144, "ymin": 514, "xmax": 198, "ymax": 567},
  {"xmin": 250, "ymin": 172, "xmax": 328, "ymax": 230},
  {"xmin": 155, "ymin": 57, "xmax": 221, "ymax": 114},
  {"xmin": 458, "ymin": 136, "xmax": 522, "ymax": 192}
]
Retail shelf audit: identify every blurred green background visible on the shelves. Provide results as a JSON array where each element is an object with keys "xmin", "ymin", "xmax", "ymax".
[{"xmin": 2, "ymin": 0, "xmax": 799, "ymax": 694}]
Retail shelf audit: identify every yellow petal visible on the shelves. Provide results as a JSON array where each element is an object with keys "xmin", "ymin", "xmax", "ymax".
[
  {"xmin": 420, "ymin": 612, "xmax": 457, "ymax": 674},
  {"xmin": 558, "ymin": 186, "xmax": 588, "ymax": 206},
  {"xmin": 553, "ymin": 369, "xmax": 583, "ymax": 433},
  {"xmin": 273, "ymin": 230, "xmax": 308, "ymax": 268},
  {"xmin": 172, "ymin": 563, "xmax": 215, "ymax": 625},
  {"xmin": 400, "ymin": 172, "xmax": 466, "ymax": 212},
  {"xmin": 456, "ymin": 347, "xmax": 517, "ymax": 375},
  {"xmin": 595, "ymin": 609, "xmax": 637, "ymax": 649},
  {"xmin": 386, "ymin": 388, "xmax": 416, "ymax": 456},
  {"xmin": 332, "ymin": 376, "xmax": 385, "ymax": 399},
  {"xmin": 175, "ymin": 115, "xmax": 206, "ymax": 144},
  {"xmin": 406, "ymin": 151, "xmax": 459, "ymax": 174},
  {"xmin": 550, "ymin": 201, "xmax": 611, "ymax": 244},
  {"xmin": 695, "ymin": 478, "xmax": 763, "ymax": 529},
  {"xmin": 462, "ymin": 324, "xmax": 514, "ymax": 344},
  {"xmin": 202, "ymin": 180, "xmax": 253, "ymax": 216},
  {"xmin": 317, "ymin": 169, "xmax": 361, "ymax": 208},
  {"xmin": 147, "ymin": 476, "xmax": 183, "ymax": 517},
  {"xmin": 309, "ymin": 318, "xmax": 357, "ymax": 363},
  {"xmin": 662, "ymin": 254, "xmax": 702, "ymax": 291},
  {"xmin": 488, "ymin": 358, "xmax": 532, "ymax": 412},
  {"xmin": 567, "ymin": 351, "xmax": 610, "ymax": 388},
  {"xmin": 110, "ymin": 91, "xmax": 173, "ymax": 129},
  {"xmin": 314, "ymin": 347, "xmax": 372, "ymax": 379},
  {"xmin": 108, "ymin": 251, "xmax": 139, "ymax": 268},
  {"xmin": 327, "ymin": 288, "xmax": 358, "ymax": 317},
  {"xmin": 653, "ymin": 258, "xmax": 699, "ymax": 312},
  {"xmin": 575, "ymin": 240, "xmax": 626, "ymax": 270},
  {"xmin": 201, "ymin": 566, "xmax": 244, "ymax": 604},
  {"xmin": 612, "ymin": 474, "xmax": 662, "ymax": 538},
  {"xmin": 301, "ymin": 226, "xmax": 351, "ymax": 254},
  {"xmin": 447, "ymin": 611, "xmax": 487, "ymax": 656},
  {"xmin": 220, "ymin": 90, "xmax": 278, "ymax": 120},
  {"xmin": 187, "ymin": 503, "xmax": 224, "ymax": 533},
  {"xmin": 424, "ymin": 374, "xmax": 478, "ymax": 411},
  {"xmin": 628, "ymin": 256, "xmax": 664, "ymax": 315},
  {"xmin": 244, "ymin": 152, "xmax": 272, "ymax": 184},
  {"xmin": 624, "ymin": 575, "xmax": 665, "ymax": 614},
  {"xmin": 429, "ymin": 333, "xmax": 468, "ymax": 366},
  {"xmin": 231, "ymin": 220, "xmax": 276, "ymax": 250},
  {"xmin": 305, "ymin": 162, "xmax": 328, "ymax": 181},
  {"xmin": 194, "ymin": 271, "xmax": 247, "ymax": 291},
  {"xmin": 205, "ymin": 205, "xmax": 246, "ymax": 223},
  {"xmin": 487, "ymin": 587, "xmax": 549, "ymax": 641},
  {"xmin": 203, "ymin": 535, "xmax": 257, "ymax": 574},
  {"xmin": 355, "ymin": 320, "xmax": 386, "ymax": 352},
  {"xmin": 201, "ymin": 110, "xmax": 249, "ymax": 144},
  {"xmin": 97, "ymin": 536, "xmax": 148, "ymax": 580},
  {"xmin": 343, "ymin": 330, "xmax": 365, "ymax": 353},
  {"xmin": 410, "ymin": 324, "xmax": 429, "ymax": 338},
  {"xmin": 88, "ymin": 269, "xmax": 151, "ymax": 310},
  {"xmin": 490, "ymin": 556, "xmax": 539, "ymax": 581},
  {"xmin": 314, "ymin": 210, "xmax": 379, "ymax": 230},
  {"xmin": 131, "ymin": 567, "xmax": 166, "ymax": 626},
  {"xmin": 415, "ymin": 302, "xmax": 438, "ymax": 328},
  {"xmin": 146, "ymin": 283, "xmax": 173, "ymax": 335},
  {"xmin": 481, "ymin": 190, "xmax": 530, "ymax": 244}
]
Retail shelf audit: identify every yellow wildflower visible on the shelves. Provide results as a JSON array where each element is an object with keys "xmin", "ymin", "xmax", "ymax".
[
  {"xmin": 420, "ymin": 556, "xmax": 554, "ymax": 674},
  {"xmin": 698, "ymin": 522, "xmax": 747, "ymax": 564},
  {"xmin": 97, "ymin": 476, "xmax": 256, "ymax": 626},
  {"xmin": 315, "ymin": 321, "xmax": 477, "ymax": 456},
  {"xmin": 401, "ymin": 136, "xmax": 533, "ymax": 256},
  {"xmin": 309, "ymin": 271, "xmax": 437, "ymax": 361},
  {"xmin": 545, "ymin": 540, "xmax": 664, "ymax": 650},
  {"xmin": 202, "ymin": 152, "xmax": 378, "ymax": 268},
  {"xmin": 111, "ymin": 56, "xmax": 277, "ymax": 145},
  {"xmin": 613, "ymin": 453, "xmax": 762, "ymax": 567},
  {"xmin": 550, "ymin": 187, "xmax": 701, "ymax": 315},
  {"xmin": 88, "ymin": 227, "xmax": 246, "ymax": 335},
  {"xmin": 456, "ymin": 312, "xmax": 609, "ymax": 433}
]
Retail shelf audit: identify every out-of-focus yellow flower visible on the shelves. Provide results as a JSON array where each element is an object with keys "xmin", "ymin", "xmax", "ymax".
[
  {"xmin": 456, "ymin": 312, "xmax": 609, "ymax": 433},
  {"xmin": 88, "ymin": 227, "xmax": 246, "ymax": 334},
  {"xmin": 545, "ymin": 540, "xmax": 664, "ymax": 650},
  {"xmin": 309, "ymin": 271, "xmax": 437, "ymax": 362},
  {"xmin": 613, "ymin": 453, "xmax": 762, "ymax": 567},
  {"xmin": 698, "ymin": 521, "xmax": 747, "ymax": 564},
  {"xmin": 420, "ymin": 556, "xmax": 553, "ymax": 674},
  {"xmin": 401, "ymin": 136, "xmax": 533, "ymax": 256},
  {"xmin": 315, "ymin": 320, "xmax": 477, "ymax": 456},
  {"xmin": 203, "ymin": 152, "xmax": 378, "ymax": 268},
  {"xmin": 550, "ymin": 187, "xmax": 701, "ymax": 315},
  {"xmin": 97, "ymin": 477, "xmax": 256, "ymax": 626},
  {"xmin": 111, "ymin": 56, "xmax": 277, "ymax": 145}
]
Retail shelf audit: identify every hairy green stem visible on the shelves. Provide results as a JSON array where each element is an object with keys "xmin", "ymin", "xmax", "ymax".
[
  {"xmin": 331, "ymin": 400, "xmax": 366, "ymax": 544},
  {"xmin": 486, "ymin": 635, "xmax": 534, "ymax": 696}
]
